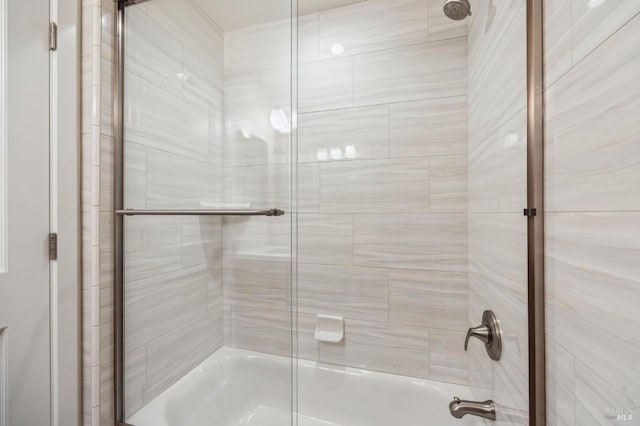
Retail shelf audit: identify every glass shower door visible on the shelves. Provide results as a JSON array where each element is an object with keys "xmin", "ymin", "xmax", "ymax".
[
  {"xmin": 116, "ymin": 0, "xmax": 295, "ymax": 424},
  {"xmin": 293, "ymin": 0, "xmax": 533, "ymax": 425}
]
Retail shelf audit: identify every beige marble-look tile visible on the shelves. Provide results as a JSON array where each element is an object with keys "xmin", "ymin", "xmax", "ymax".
[
  {"xmin": 389, "ymin": 269, "xmax": 467, "ymax": 331},
  {"xmin": 297, "ymin": 263, "xmax": 389, "ymax": 321},
  {"xmin": 222, "ymin": 215, "xmax": 291, "ymax": 261},
  {"xmin": 123, "ymin": 142, "xmax": 147, "ymax": 209},
  {"xmin": 543, "ymin": 0, "xmax": 572, "ymax": 87},
  {"xmin": 124, "ymin": 216, "xmax": 181, "ymax": 254},
  {"xmin": 354, "ymin": 37, "xmax": 467, "ymax": 106},
  {"xmin": 123, "ymin": 346, "xmax": 146, "ymax": 418},
  {"xmin": 125, "ymin": 73, "xmax": 213, "ymax": 162},
  {"xmin": 224, "ymin": 68, "xmax": 292, "ymax": 167},
  {"xmin": 427, "ymin": 0, "xmax": 468, "ymax": 41},
  {"xmin": 468, "ymin": 213, "xmax": 528, "ymax": 335},
  {"xmin": 146, "ymin": 310, "xmax": 222, "ymax": 400},
  {"xmin": 571, "ymin": 0, "xmax": 640, "ymax": 66},
  {"xmin": 320, "ymin": 319, "xmax": 429, "ymax": 378},
  {"xmin": 225, "ymin": 163, "xmax": 318, "ymax": 212},
  {"xmin": 125, "ymin": 6, "xmax": 182, "ymax": 96},
  {"xmin": 228, "ymin": 17, "xmax": 291, "ymax": 74},
  {"xmin": 354, "ymin": 214, "xmax": 467, "ymax": 271},
  {"xmin": 546, "ymin": 212, "xmax": 640, "ymax": 404},
  {"xmin": 223, "ymin": 258, "xmax": 289, "ymax": 310},
  {"xmin": 320, "ymin": 158, "xmax": 430, "ymax": 213},
  {"xmin": 180, "ymin": 216, "xmax": 223, "ymax": 270},
  {"xmin": 298, "ymin": 105, "xmax": 389, "ymax": 163},
  {"xmin": 468, "ymin": 108, "xmax": 527, "ymax": 213},
  {"xmin": 124, "ymin": 264, "xmax": 211, "ymax": 348},
  {"xmin": 100, "ymin": 135, "xmax": 114, "ymax": 213},
  {"xmin": 429, "ymin": 155, "xmax": 467, "ymax": 213},
  {"xmin": 318, "ymin": 0, "xmax": 428, "ymax": 59},
  {"xmin": 300, "ymin": 56, "xmax": 354, "ymax": 113},
  {"xmin": 298, "ymin": 214, "xmax": 353, "ymax": 266},
  {"xmin": 146, "ymin": 148, "xmax": 219, "ymax": 209},
  {"xmin": 231, "ymin": 306, "xmax": 295, "ymax": 357},
  {"xmin": 468, "ymin": 2, "xmax": 526, "ymax": 147},
  {"xmin": 545, "ymin": 341, "xmax": 575, "ymax": 426},
  {"xmin": 429, "ymin": 328, "xmax": 468, "ymax": 386},
  {"xmin": 389, "ymin": 96, "xmax": 467, "ymax": 158},
  {"xmin": 545, "ymin": 13, "xmax": 640, "ymax": 212},
  {"xmin": 574, "ymin": 359, "xmax": 638, "ymax": 425}
]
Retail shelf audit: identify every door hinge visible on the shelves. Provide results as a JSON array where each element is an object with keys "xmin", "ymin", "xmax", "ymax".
[
  {"xmin": 49, "ymin": 22, "xmax": 57, "ymax": 51},
  {"xmin": 523, "ymin": 208, "xmax": 537, "ymax": 217},
  {"xmin": 49, "ymin": 233, "xmax": 58, "ymax": 261}
]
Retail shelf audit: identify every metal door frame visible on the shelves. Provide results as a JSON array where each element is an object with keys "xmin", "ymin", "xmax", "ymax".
[{"xmin": 112, "ymin": 1, "xmax": 546, "ymax": 424}]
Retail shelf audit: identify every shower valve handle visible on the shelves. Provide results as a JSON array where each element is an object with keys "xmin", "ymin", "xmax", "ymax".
[
  {"xmin": 464, "ymin": 310, "xmax": 502, "ymax": 361},
  {"xmin": 464, "ymin": 325, "xmax": 491, "ymax": 350}
]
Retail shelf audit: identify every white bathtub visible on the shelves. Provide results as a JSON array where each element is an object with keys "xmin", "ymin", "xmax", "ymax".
[{"xmin": 128, "ymin": 347, "xmax": 481, "ymax": 426}]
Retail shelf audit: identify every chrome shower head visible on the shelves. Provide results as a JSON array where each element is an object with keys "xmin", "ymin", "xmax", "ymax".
[{"xmin": 443, "ymin": 0, "xmax": 472, "ymax": 20}]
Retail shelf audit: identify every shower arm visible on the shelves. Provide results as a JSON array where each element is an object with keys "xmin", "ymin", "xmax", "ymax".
[{"xmin": 115, "ymin": 208, "xmax": 285, "ymax": 217}]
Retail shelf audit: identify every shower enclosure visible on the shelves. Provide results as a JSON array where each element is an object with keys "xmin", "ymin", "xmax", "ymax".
[{"xmin": 113, "ymin": 0, "xmax": 543, "ymax": 425}]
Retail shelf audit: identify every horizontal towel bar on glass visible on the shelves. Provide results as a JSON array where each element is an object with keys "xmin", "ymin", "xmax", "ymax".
[{"xmin": 115, "ymin": 208, "xmax": 285, "ymax": 217}]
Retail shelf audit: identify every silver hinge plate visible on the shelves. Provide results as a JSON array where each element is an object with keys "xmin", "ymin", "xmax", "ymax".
[
  {"xmin": 49, "ymin": 233, "xmax": 58, "ymax": 261},
  {"xmin": 49, "ymin": 22, "xmax": 57, "ymax": 51}
]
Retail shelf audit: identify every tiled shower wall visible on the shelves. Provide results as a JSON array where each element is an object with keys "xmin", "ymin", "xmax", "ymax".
[
  {"xmin": 223, "ymin": 0, "xmax": 472, "ymax": 384},
  {"xmin": 544, "ymin": 1, "xmax": 640, "ymax": 425},
  {"xmin": 122, "ymin": 0, "xmax": 225, "ymax": 417},
  {"xmin": 81, "ymin": 0, "xmax": 227, "ymax": 423},
  {"xmin": 466, "ymin": 1, "xmax": 529, "ymax": 424},
  {"xmin": 81, "ymin": 0, "xmax": 116, "ymax": 424}
]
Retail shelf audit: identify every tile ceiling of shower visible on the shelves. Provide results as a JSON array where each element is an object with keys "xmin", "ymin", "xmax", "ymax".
[{"xmin": 194, "ymin": 0, "xmax": 367, "ymax": 31}]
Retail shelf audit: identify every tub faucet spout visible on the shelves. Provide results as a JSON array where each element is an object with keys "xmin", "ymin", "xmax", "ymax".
[{"xmin": 449, "ymin": 397, "xmax": 496, "ymax": 421}]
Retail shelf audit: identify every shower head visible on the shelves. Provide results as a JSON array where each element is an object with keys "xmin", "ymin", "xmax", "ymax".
[{"xmin": 443, "ymin": 0, "xmax": 472, "ymax": 20}]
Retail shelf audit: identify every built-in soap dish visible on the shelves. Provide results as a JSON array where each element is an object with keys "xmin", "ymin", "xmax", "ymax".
[{"xmin": 314, "ymin": 315, "xmax": 344, "ymax": 343}]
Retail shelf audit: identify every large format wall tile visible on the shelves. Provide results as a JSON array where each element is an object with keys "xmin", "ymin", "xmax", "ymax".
[
  {"xmin": 546, "ymin": 212, "xmax": 640, "ymax": 404},
  {"xmin": 546, "ymin": 341, "xmax": 575, "ymax": 426},
  {"xmin": 545, "ymin": 13, "xmax": 640, "ymax": 212},
  {"xmin": 125, "ymin": 73, "xmax": 213, "ymax": 161},
  {"xmin": 146, "ymin": 148, "xmax": 219, "ymax": 209},
  {"xmin": 354, "ymin": 214, "xmax": 467, "ymax": 271},
  {"xmin": 543, "ymin": 0, "xmax": 571, "ymax": 87},
  {"xmin": 354, "ymin": 37, "xmax": 467, "ymax": 106},
  {"xmin": 468, "ymin": 3, "xmax": 526, "ymax": 148},
  {"xmin": 226, "ymin": 163, "xmax": 319, "ymax": 212},
  {"xmin": 389, "ymin": 96, "xmax": 467, "ymax": 158},
  {"xmin": 429, "ymin": 328, "xmax": 468, "ymax": 386},
  {"xmin": 297, "ymin": 263, "xmax": 389, "ymax": 321},
  {"xmin": 468, "ymin": 108, "xmax": 526, "ymax": 213},
  {"xmin": 298, "ymin": 214, "xmax": 354, "ymax": 265},
  {"xmin": 299, "ymin": 56, "xmax": 354, "ymax": 113},
  {"xmin": 223, "ymin": 258, "xmax": 289, "ymax": 310},
  {"xmin": 228, "ymin": 18, "xmax": 291, "ymax": 74},
  {"xmin": 429, "ymin": 155, "xmax": 467, "ymax": 213},
  {"xmin": 125, "ymin": 6, "xmax": 182, "ymax": 96},
  {"xmin": 125, "ymin": 264, "xmax": 212, "ymax": 349},
  {"xmin": 574, "ymin": 359, "xmax": 638, "ymax": 425},
  {"xmin": 571, "ymin": 0, "xmax": 640, "ymax": 66},
  {"xmin": 223, "ymin": 216, "xmax": 291, "ymax": 260},
  {"xmin": 427, "ymin": 0, "xmax": 467, "ymax": 42},
  {"xmin": 146, "ymin": 310, "xmax": 222, "ymax": 399},
  {"xmin": 389, "ymin": 269, "xmax": 467, "ymax": 331},
  {"xmin": 298, "ymin": 105, "xmax": 390, "ymax": 163},
  {"xmin": 320, "ymin": 158, "xmax": 430, "ymax": 213},
  {"xmin": 319, "ymin": 319, "xmax": 429, "ymax": 378},
  {"xmin": 318, "ymin": 0, "xmax": 428, "ymax": 59}
]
